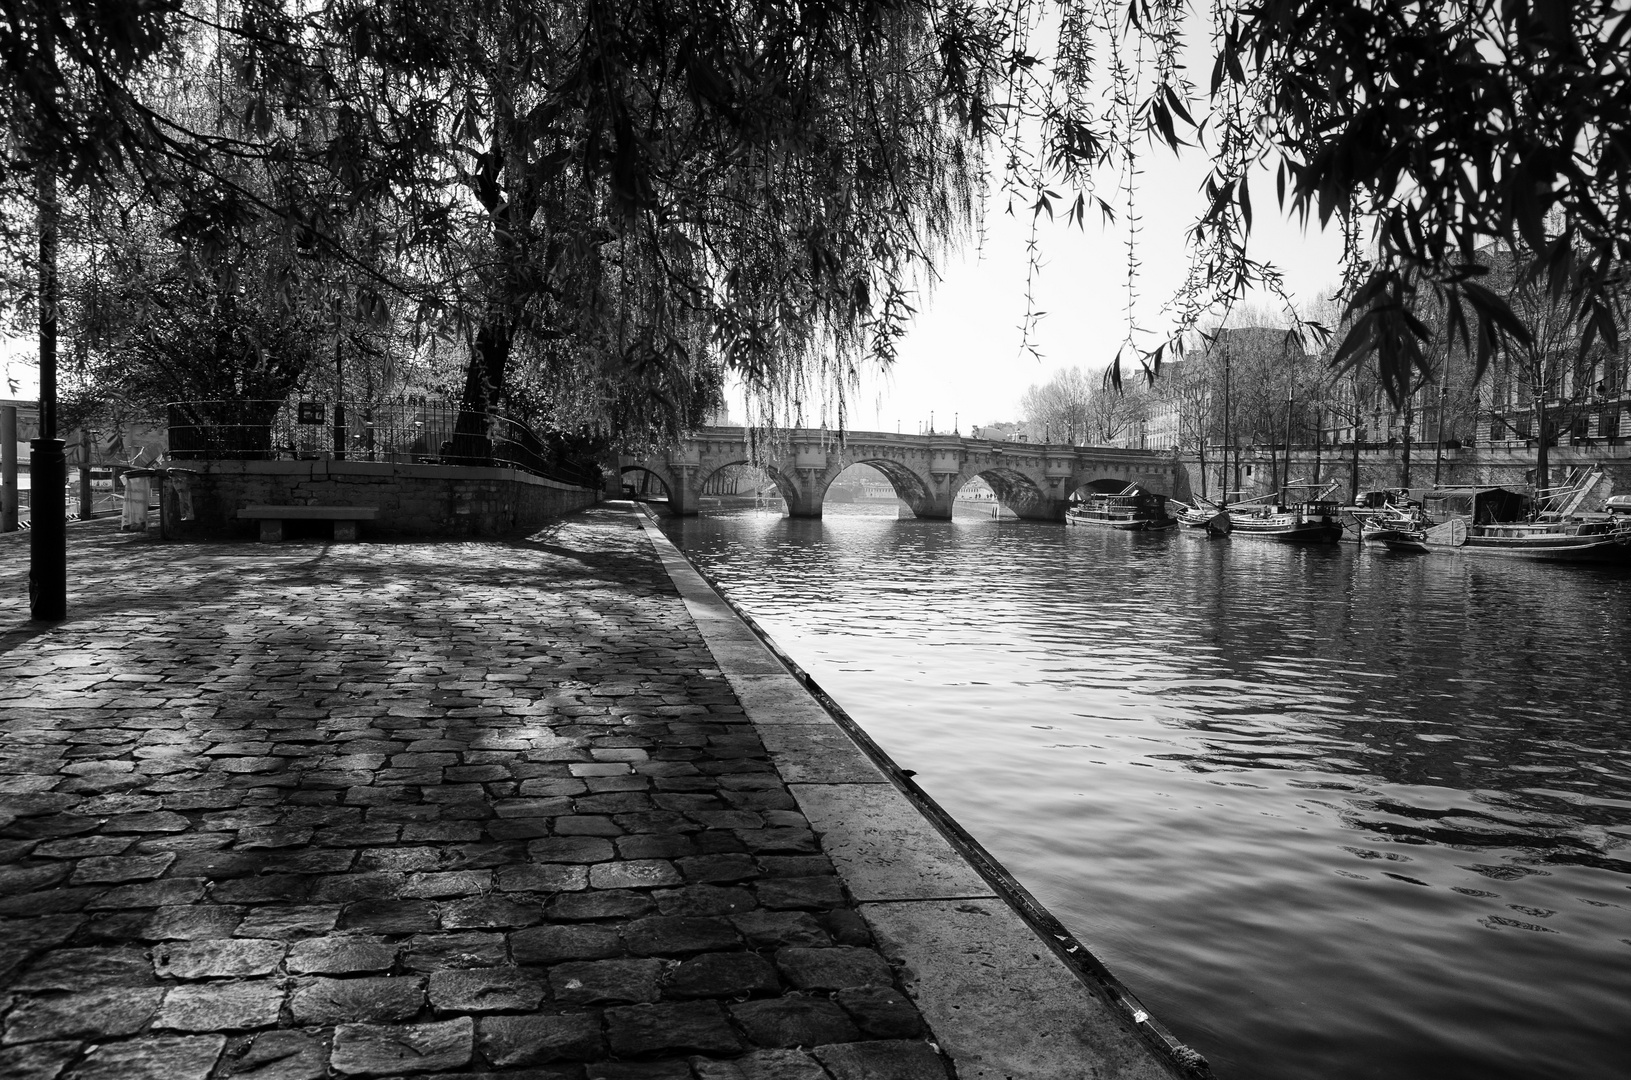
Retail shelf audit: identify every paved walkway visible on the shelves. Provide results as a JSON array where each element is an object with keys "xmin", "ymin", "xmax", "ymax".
[{"xmin": 0, "ymin": 507, "xmax": 1183, "ymax": 1080}]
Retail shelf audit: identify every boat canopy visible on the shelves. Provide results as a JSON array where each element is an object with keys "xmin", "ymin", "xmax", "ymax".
[{"xmin": 1423, "ymin": 487, "xmax": 1527, "ymax": 524}]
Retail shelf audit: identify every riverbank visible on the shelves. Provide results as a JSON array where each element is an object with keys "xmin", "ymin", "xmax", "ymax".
[{"xmin": 0, "ymin": 505, "xmax": 1188, "ymax": 1079}]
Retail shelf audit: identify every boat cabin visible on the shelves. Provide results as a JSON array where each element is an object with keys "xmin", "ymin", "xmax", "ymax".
[{"xmin": 1422, "ymin": 487, "xmax": 1527, "ymax": 525}]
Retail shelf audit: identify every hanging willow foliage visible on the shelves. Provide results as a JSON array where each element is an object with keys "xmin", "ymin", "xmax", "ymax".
[{"xmin": 5, "ymin": 0, "xmax": 1630, "ymax": 440}]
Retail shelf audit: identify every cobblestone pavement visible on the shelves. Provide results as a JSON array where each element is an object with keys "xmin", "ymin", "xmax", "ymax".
[{"xmin": 0, "ymin": 509, "xmax": 947, "ymax": 1080}]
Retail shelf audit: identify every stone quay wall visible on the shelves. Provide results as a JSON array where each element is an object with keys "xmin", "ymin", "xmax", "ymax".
[
  {"xmin": 159, "ymin": 459, "xmax": 600, "ymax": 540},
  {"xmin": 1181, "ymin": 441, "xmax": 1631, "ymax": 502}
]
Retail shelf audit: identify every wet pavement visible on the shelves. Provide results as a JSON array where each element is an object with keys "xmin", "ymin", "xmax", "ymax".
[{"xmin": 0, "ymin": 508, "xmax": 950, "ymax": 1080}]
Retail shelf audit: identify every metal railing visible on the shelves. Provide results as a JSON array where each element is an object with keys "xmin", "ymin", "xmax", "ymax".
[{"xmin": 165, "ymin": 400, "xmax": 601, "ymax": 489}]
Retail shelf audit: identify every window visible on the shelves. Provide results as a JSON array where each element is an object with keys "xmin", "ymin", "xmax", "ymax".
[{"xmin": 1602, "ymin": 409, "xmax": 1622, "ymax": 439}]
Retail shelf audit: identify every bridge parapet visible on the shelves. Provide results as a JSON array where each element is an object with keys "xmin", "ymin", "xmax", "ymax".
[{"xmin": 621, "ymin": 427, "xmax": 1188, "ymax": 519}]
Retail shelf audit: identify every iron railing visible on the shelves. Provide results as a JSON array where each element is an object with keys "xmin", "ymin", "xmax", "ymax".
[{"xmin": 165, "ymin": 400, "xmax": 602, "ymax": 489}]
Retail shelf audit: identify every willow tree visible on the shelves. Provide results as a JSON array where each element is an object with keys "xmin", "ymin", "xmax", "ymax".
[{"xmin": 225, "ymin": 0, "xmax": 1006, "ymax": 451}]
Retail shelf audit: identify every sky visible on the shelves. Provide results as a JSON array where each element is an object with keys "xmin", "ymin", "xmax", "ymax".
[{"xmin": 727, "ymin": 146, "xmax": 1349, "ymax": 435}]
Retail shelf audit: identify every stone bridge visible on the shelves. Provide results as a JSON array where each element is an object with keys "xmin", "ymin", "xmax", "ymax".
[{"xmin": 621, "ymin": 427, "xmax": 1192, "ymax": 520}]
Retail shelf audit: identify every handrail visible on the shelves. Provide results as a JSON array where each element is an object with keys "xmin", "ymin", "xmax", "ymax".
[{"xmin": 163, "ymin": 399, "xmax": 601, "ymax": 489}]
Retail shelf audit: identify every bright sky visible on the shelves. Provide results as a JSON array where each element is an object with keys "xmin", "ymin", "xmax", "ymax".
[
  {"xmin": 847, "ymin": 156, "xmax": 1347, "ymax": 434},
  {"xmin": 732, "ymin": 142, "xmax": 1348, "ymax": 435},
  {"xmin": 724, "ymin": 8, "xmax": 1352, "ymax": 436}
]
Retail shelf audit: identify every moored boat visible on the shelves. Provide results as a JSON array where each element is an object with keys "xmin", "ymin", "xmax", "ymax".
[
  {"xmin": 1223, "ymin": 481, "xmax": 1344, "ymax": 543},
  {"xmin": 1381, "ymin": 515, "xmax": 1631, "ymax": 561},
  {"xmin": 1374, "ymin": 469, "xmax": 1631, "ymax": 562},
  {"xmin": 1067, "ymin": 486, "xmax": 1176, "ymax": 530}
]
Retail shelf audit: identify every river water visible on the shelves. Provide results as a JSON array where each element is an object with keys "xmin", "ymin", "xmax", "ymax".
[{"xmin": 661, "ymin": 502, "xmax": 1631, "ymax": 1080}]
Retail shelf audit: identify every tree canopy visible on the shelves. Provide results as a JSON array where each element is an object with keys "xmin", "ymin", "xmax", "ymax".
[{"xmin": 6, "ymin": 0, "xmax": 1630, "ymax": 442}]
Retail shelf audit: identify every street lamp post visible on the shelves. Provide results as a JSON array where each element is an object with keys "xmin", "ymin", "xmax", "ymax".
[{"xmin": 30, "ymin": 96, "xmax": 66, "ymax": 621}]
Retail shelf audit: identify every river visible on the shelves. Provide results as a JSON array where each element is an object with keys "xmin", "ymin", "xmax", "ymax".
[{"xmin": 660, "ymin": 501, "xmax": 1631, "ymax": 1080}]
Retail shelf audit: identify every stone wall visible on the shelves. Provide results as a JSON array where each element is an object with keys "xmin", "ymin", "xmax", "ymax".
[
  {"xmin": 158, "ymin": 459, "xmax": 600, "ymax": 541},
  {"xmin": 1180, "ymin": 443, "xmax": 1631, "ymax": 503}
]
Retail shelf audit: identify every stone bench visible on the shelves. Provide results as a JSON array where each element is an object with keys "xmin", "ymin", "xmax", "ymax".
[{"xmin": 238, "ymin": 505, "xmax": 379, "ymax": 543}]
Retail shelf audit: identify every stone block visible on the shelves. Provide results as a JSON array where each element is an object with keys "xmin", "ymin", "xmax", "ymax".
[
  {"xmin": 622, "ymin": 915, "xmax": 741, "ymax": 957},
  {"xmin": 157, "ymin": 980, "xmax": 285, "ymax": 1031},
  {"xmin": 210, "ymin": 875, "xmax": 312, "ymax": 904},
  {"xmin": 2, "ymin": 987, "xmax": 164, "ymax": 1043},
  {"xmin": 312, "ymin": 873, "xmax": 404, "ymax": 903},
  {"xmin": 615, "ymin": 834, "xmax": 694, "ymax": 860},
  {"xmin": 13, "ymin": 946, "xmax": 154, "ymax": 990},
  {"xmin": 526, "ymin": 836, "xmax": 614, "ymax": 863},
  {"xmin": 287, "ymin": 936, "xmax": 397, "ymax": 975},
  {"xmin": 478, "ymin": 1013, "xmax": 604, "ymax": 1067},
  {"xmin": 729, "ymin": 911, "xmax": 831, "ymax": 949},
  {"xmin": 428, "ymin": 966, "xmax": 545, "ymax": 1012},
  {"xmin": 439, "ymin": 896, "xmax": 541, "ymax": 929},
  {"xmin": 511, "ymin": 924, "xmax": 622, "ymax": 964},
  {"xmin": 836, "ymin": 986, "xmax": 926, "ymax": 1039},
  {"xmin": 818, "ymin": 909, "xmax": 873, "ymax": 947},
  {"xmin": 495, "ymin": 864, "xmax": 588, "ymax": 893},
  {"xmin": 68, "ymin": 1034, "xmax": 225, "ymax": 1080},
  {"xmin": 676, "ymin": 853, "xmax": 759, "ymax": 884},
  {"xmin": 403, "ymin": 870, "xmax": 492, "ymax": 898},
  {"xmin": 690, "ymin": 1048, "xmax": 829, "ymax": 1080},
  {"xmin": 224, "ymin": 1029, "xmax": 328, "ymax": 1080},
  {"xmin": 728, "ymin": 998, "xmax": 859, "ymax": 1048},
  {"xmin": 588, "ymin": 1062, "xmax": 692, "ymax": 1080},
  {"xmin": 401, "ymin": 931, "xmax": 507, "ymax": 971},
  {"xmin": 587, "ymin": 859, "xmax": 682, "ymax": 890},
  {"xmin": 67, "ymin": 853, "xmax": 176, "ymax": 884},
  {"xmin": 289, "ymin": 976, "xmax": 425, "ymax": 1024},
  {"xmin": 812, "ymin": 1039, "xmax": 949, "ymax": 1080},
  {"xmin": 774, "ymin": 946, "xmax": 893, "ymax": 991},
  {"xmin": 85, "ymin": 876, "xmax": 208, "ymax": 910},
  {"xmin": 652, "ymin": 885, "xmax": 755, "ymax": 918},
  {"xmin": 330, "ymin": 1017, "xmax": 474, "ymax": 1076},
  {"xmin": 339, "ymin": 899, "xmax": 437, "ymax": 933},
  {"xmin": 604, "ymin": 1000, "xmax": 742, "ymax": 1057},
  {"xmin": 663, "ymin": 951, "xmax": 781, "ymax": 999},
  {"xmin": 143, "ymin": 905, "xmax": 244, "ymax": 940},
  {"xmin": 153, "ymin": 938, "xmax": 285, "ymax": 979},
  {"xmin": 546, "ymin": 889, "xmax": 654, "ymax": 922},
  {"xmin": 549, "ymin": 958, "xmax": 663, "ymax": 1005},
  {"xmin": 235, "ymin": 905, "xmax": 341, "ymax": 939},
  {"xmin": 0, "ymin": 1042, "xmax": 82, "ymax": 1080},
  {"xmin": 755, "ymin": 876, "xmax": 845, "ymax": 911}
]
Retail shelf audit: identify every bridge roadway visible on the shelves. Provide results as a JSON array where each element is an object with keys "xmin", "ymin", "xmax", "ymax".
[{"xmin": 622, "ymin": 427, "xmax": 1192, "ymax": 521}]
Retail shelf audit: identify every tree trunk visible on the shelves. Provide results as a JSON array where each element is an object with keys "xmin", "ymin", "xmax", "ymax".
[
  {"xmin": 1401, "ymin": 397, "xmax": 1413, "ymax": 487},
  {"xmin": 1534, "ymin": 383, "xmax": 1550, "ymax": 509},
  {"xmin": 1350, "ymin": 412, "xmax": 1361, "ymax": 503},
  {"xmin": 455, "ymin": 318, "xmax": 514, "ymax": 464}
]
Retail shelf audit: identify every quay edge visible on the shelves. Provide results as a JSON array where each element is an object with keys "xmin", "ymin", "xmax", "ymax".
[{"xmin": 635, "ymin": 505, "xmax": 1209, "ymax": 1080}]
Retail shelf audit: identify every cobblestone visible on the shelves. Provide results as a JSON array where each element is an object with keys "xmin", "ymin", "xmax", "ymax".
[{"xmin": 0, "ymin": 509, "xmax": 956, "ymax": 1078}]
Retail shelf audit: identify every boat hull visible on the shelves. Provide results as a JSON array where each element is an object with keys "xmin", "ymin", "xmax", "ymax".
[
  {"xmin": 1383, "ymin": 532, "xmax": 1631, "ymax": 562},
  {"xmin": 1067, "ymin": 513, "xmax": 1176, "ymax": 530}
]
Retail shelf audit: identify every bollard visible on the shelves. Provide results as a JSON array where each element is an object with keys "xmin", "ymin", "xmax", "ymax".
[{"xmin": 29, "ymin": 438, "xmax": 66, "ymax": 620}]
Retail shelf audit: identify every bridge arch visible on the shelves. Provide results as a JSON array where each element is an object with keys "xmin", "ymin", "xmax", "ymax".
[
  {"xmin": 953, "ymin": 466, "xmax": 1058, "ymax": 521},
  {"xmin": 619, "ymin": 464, "xmax": 674, "ymax": 500},
  {"xmin": 824, "ymin": 459, "xmax": 935, "ymax": 514}
]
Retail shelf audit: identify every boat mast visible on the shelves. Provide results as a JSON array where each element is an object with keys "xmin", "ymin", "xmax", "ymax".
[
  {"xmin": 1282, "ymin": 382, "xmax": 1294, "ymax": 504},
  {"xmin": 1221, "ymin": 334, "xmax": 1231, "ymax": 508}
]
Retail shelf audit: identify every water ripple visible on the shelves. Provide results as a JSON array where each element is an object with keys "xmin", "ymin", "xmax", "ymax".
[{"xmin": 666, "ymin": 505, "xmax": 1631, "ymax": 1080}]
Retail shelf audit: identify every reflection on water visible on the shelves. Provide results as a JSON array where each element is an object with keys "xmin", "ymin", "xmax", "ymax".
[{"xmin": 664, "ymin": 504, "xmax": 1631, "ymax": 1080}]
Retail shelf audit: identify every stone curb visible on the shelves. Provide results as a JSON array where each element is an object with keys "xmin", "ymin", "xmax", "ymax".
[{"xmin": 633, "ymin": 505, "xmax": 1210, "ymax": 1080}]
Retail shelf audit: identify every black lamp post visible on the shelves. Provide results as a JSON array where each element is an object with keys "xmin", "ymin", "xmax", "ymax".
[{"xmin": 30, "ymin": 105, "xmax": 66, "ymax": 622}]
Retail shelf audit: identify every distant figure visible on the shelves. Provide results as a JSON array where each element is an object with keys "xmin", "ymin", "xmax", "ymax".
[{"xmin": 439, "ymin": 439, "xmax": 456, "ymax": 463}]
